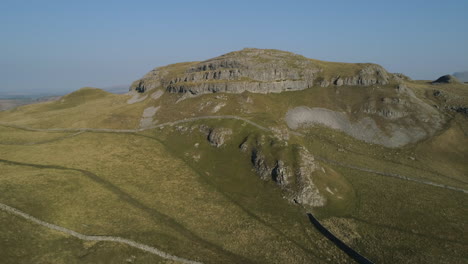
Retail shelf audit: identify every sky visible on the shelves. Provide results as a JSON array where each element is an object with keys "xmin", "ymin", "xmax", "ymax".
[{"xmin": 1, "ymin": 0, "xmax": 467, "ymax": 95}]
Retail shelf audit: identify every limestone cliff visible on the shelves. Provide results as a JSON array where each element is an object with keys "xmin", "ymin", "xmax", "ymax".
[{"xmin": 130, "ymin": 48, "xmax": 396, "ymax": 95}]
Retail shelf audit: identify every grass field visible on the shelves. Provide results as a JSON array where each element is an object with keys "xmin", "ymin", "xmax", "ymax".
[
  {"xmin": 0, "ymin": 81, "xmax": 467, "ymax": 263},
  {"xmin": 0, "ymin": 124, "xmax": 352, "ymax": 263}
]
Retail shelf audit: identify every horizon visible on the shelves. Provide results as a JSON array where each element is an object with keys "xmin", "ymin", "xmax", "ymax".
[{"xmin": 1, "ymin": 0, "xmax": 468, "ymax": 94}]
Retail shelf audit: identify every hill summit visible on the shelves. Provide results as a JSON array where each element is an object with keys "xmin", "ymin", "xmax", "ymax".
[{"xmin": 130, "ymin": 48, "xmax": 397, "ymax": 95}]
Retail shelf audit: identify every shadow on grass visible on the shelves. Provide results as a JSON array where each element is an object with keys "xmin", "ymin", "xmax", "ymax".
[
  {"xmin": 135, "ymin": 133, "xmax": 325, "ymax": 261},
  {"xmin": 307, "ymin": 213, "xmax": 373, "ymax": 264}
]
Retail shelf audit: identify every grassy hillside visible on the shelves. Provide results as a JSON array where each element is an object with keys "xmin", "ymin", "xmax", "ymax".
[
  {"xmin": 0, "ymin": 88, "xmax": 145, "ymax": 129},
  {"xmin": 0, "ymin": 122, "xmax": 351, "ymax": 263},
  {"xmin": 0, "ymin": 74, "xmax": 467, "ymax": 263}
]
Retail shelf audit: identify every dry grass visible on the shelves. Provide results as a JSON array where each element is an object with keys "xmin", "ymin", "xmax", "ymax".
[
  {"xmin": 0, "ymin": 88, "xmax": 145, "ymax": 129},
  {"xmin": 0, "ymin": 126, "xmax": 347, "ymax": 263},
  {"xmin": 0, "ymin": 79, "xmax": 467, "ymax": 263}
]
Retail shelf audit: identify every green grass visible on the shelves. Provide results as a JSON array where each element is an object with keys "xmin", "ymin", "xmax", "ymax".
[
  {"xmin": 0, "ymin": 87, "xmax": 146, "ymax": 129},
  {"xmin": 0, "ymin": 78, "xmax": 467, "ymax": 263},
  {"xmin": 0, "ymin": 126, "xmax": 72, "ymax": 144},
  {"xmin": 0, "ymin": 210, "xmax": 167, "ymax": 264},
  {"xmin": 329, "ymin": 166, "xmax": 468, "ymax": 263},
  {"xmin": 0, "ymin": 125, "xmax": 350, "ymax": 263}
]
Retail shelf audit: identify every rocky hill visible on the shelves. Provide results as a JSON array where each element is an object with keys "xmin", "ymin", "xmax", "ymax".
[
  {"xmin": 127, "ymin": 49, "xmax": 456, "ymax": 149},
  {"xmin": 1, "ymin": 48, "xmax": 467, "ymax": 264},
  {"xmin": 432, "ymin": 74, "xmax": 460, "ymax": 84},
  {"xmin": 130, "ymin": 48, "xmax": 396, "ymax": 95}
]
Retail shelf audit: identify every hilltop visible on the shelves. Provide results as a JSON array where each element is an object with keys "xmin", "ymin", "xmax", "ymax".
[
  {"xmin": 124, "ymin": 49, "xmax": 462, "ymax": 148},
  {"xmin": 130, "ymin": 48, "xmax": 395, "ymax": 95}
]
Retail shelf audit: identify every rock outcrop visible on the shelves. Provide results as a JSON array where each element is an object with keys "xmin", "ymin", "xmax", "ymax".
[
  {"xmin": 272, "ymin": 160, "xmax": 290, "ymax": 186},
  {"xmin": 294, "ymin": 147, "xmax": 325, "ymax": 207},
  {"xmin": 200, "ymin": 125, "xmax": 232, "ymax": 147},
  {"xmin": 207, "ymin": 127, "xmax": 232, "ymax": 147},
  {"xmin": 432, "ymin": 74, "xmax": 460, "ymax": 84},
  {"xmin": 130, "ymin": 48, "xmax": 396, "ymax": 96},
  {"xmin": 251, "ymin": 149, "xmax": 274, "ymax": 180},
  {"xmin": 239, "ymin": 134, "xmax": 326, "ymax": 207},
  {"xmin": 393, "ymin": 73, "xmax": 412, "ymax": 82},
  {"xmin": 320, "ymin": 65, "xmax": 391, "ymax": 87}
]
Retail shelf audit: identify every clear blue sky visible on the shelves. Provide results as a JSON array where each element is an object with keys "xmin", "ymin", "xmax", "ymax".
[{"xmin": 1, "ymin": 0, "xmax": 467, "ymax": 94}]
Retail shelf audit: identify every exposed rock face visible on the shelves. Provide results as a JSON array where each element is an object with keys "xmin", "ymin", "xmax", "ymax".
[
  {"xmin": 203, "ymin": 127, "xmax": 232, "ymax": 147},
  {"xmin": 393, "ymin": 73, "xmax": 412, "ymax": 82},
  {"xmin": 251, "ymin": 149, "xmax": 273, "ymax": 180},
  {"xmin": 451, "ymin": 106, "xmax": 468, "ymax": 115},
  {"xmin": 239, "ymin": 135, "xmax": 325, "ymax": 207},
  {"xmin": 167, "ymin": 80, "xmax": 313, "ymax": 95},
  {"xmin": 294, "ymin": 147, "xmax": 325, "ymax": 207},
  {"xmin": 272, "ymin": 160, "xmax": 290, "ymax": 186},
  {"xmin": 130, "ymin": 48, "xmax": 395, "ymax": 95},
  {"xmin": 432, "ymin": 75, "xmax": 460, "ymax": 84},
  {"xmin": 250, "ymin": 149, "xmax": 294, "ymax": 187},
  {"xmin": 361, "ymin": 96, "xmax": 409, "ymax": 120},
  {"xmin": 324, "ymin": 65, "xmax": 391, "ymax": 87}
]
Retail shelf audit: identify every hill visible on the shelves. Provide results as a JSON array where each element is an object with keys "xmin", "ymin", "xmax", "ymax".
[
  {"xmin": 432, "ymin": 74, "xmax": 460, "ymax": 84},
  {"xmin": 0, "ymin": 49, "xmax": 467, "ymax": 264},
  {"xmin": 0, "ymin": 95, "xmax": 61, "ymax": 111},
  {"xmin": 453, "ymin": 71, "xmax": 468, "ymax": 82},
  {"xmin": 130, "ymin": 48, "xmax": 393, "ymax": 95}
]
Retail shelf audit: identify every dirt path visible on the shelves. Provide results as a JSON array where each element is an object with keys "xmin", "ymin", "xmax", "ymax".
[
  {"xmin": 0, "ymin": 158, "xmax": 250, "ymax": 263},
  {"xmin": 0, "ymin": 117, "xmax": 466, "ymax": 194},
  {"xmin": 0, "ymin": 116, "xmax": 269, "ymax": 133},
  {"xmin": 316, "ymin": 157, "xmax": 468, "ymax": 194},
  {"xmin": 0, "ymin": 131, "xmax": 85, "ymax": 146},
  {"xmin": 0, "ymin": 203, "xmax": 202, "ymax": 264}
]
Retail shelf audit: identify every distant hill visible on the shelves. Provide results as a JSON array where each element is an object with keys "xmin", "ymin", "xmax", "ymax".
[
  {"xmin": 453, "ymin": 71, "xmax": 468, "ymax": 82},
  {"xmin": 103, "ymin": 84, "xmax": 130, "ymax": 94},
  {"xmin": 0, "ymin": 92, "xmax": 59, "ymax": 100},
  {"xmin": 0, "ymin": 84, "xmax": 128, "ymax": 111},
  {"xmin": 0, "ymin": 95, "xmax": 61, "ymax": 111},
  {"xmin": 432, "ymin": 74, "xmax": 460, "ymax": 84}
]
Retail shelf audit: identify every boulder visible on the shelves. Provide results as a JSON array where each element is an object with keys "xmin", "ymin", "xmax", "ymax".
[{"xmin": 207, "ymin": 127, "xmax": 232, "ymax": 147}]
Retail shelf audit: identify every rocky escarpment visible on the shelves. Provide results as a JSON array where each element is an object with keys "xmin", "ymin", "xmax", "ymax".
[
  {"xmin": 318, "ymin": 64, "xmax": 391, "ymax": 88},
  {"xmin": 130, "ymin": 48, "xmax": 397, "ymax": 95},
  {"xmin": 293, "ymin": 147, "xmax": 325, "ymax": 207},
  {"xmin": 238, "ymin": 134, "xmax": 327, "ymax": 207}
]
